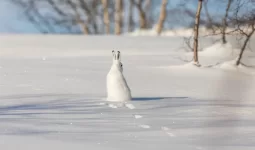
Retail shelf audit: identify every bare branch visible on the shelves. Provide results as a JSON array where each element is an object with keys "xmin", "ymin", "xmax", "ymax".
[
  {"xmin": 222, "ymin": 0, "xmax": 233, "ymax": 44},
  {"xmin": 134, "ymin": 0, "xmax": 147, "ymax": 29},
  {"xmin": 115, "ymin": 0, "xmax": 123, "ymax": 35},
  {"xmin": 193, "ymin": 0, "xmax": 203, "ymax": 65}
]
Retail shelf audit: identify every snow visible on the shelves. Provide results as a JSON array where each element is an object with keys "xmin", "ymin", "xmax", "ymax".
[
  {"xmin": 0, "ymin": 136, "xmax": 104, "ymax": 150},
  {"xmin": 167, "ymin": 61, "xmax": 202, "ymax": 69},
  {"xmin": 182, "ymin": 42, "xmax": 237, "ymax": 66},
  {"xmin": 219, "ymin": 59, "xmax": 255, "ymax": 75},
  {"xmin": 0, "ymin": 35, "xmax": 255, "ymax": 150},
  {"xmin": 127, "ymin": 27, "xmax": 197, "ymax": 37},
  {"xmin": 127, "ymin": 27, "xmax": 238, "ymax": 37},
  {"xmin": 199, "ymin": 42, "xmax": 234, "ymax": 58}
]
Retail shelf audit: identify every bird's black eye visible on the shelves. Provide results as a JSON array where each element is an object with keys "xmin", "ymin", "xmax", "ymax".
[{"xmin": 121, "ymin": 64, "xmax": 123, "ymax": 67}]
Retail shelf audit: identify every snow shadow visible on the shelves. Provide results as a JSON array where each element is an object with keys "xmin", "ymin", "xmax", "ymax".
[
  {"xmin": 0, "ymin": 94, "xmax": 102, "ymax": 116},
  {"xmin": 0, "ymin": 94, "xmax": 108, "ymax": 136},
  {"xmin": 132, "ymin": 97, "xmax": 188, "ymax": 101}
]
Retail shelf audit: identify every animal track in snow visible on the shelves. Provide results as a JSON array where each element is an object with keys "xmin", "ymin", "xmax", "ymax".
[
  {"xmin": 161, "ymin": 126, "xmax": 169, "ymax": 131},
  {"xmin": 134, "ymin": 115, "xmax": 143, "ymax": 119},
  {"xmin": 99, "ymin": 102, "xmax": 106, "ymax": 105},
  {"xmin": 161, "ymin": 126, "xmax": 175, "ymax": 137},
  {"xmin": 103, "ymin": 102, "xmax": 135, "ymax": 109},
  {"xmin": 125, "ymin": 103, "xmax": 135, "ymax": 109},
  {"xmin": 139, "ymin": 124, "xmax": 150, "ymax": 129},
  {"xmin": 166, "ymin": 132, "xmax": 175, "ymax": 137},
  {"xmin": 108, "ymin": 104, "xmax": 118, "ymax": 109}
]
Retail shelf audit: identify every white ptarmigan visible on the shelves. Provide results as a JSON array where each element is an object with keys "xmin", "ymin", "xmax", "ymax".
[{"xmin": 106, "ymin": 50, "xmax": 132, "ymax": 102}]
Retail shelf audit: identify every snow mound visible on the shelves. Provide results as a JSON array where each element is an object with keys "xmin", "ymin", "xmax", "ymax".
[
  {"xmin": 219, "ymin": 59, "xmax": 239, "ymax": 71},
  {"xmin": 219, "ymin": 59, "xmax": 255, "ymax": 75},
  {"xmin": 168, "ymin": 61, "xmax": 201, "ymax": 69},
  {"xmin": 127, "ymin": 28, "xmax": 195, "ymax": 37},
  {"xmin": 126, "ymin": 27, "xmax": 237, "ymax": 37},
  {"xmin": 199, "ymin": 42, "xmax": 234, "ymax": 58},
  {"xmin": 128, "ymin": 29, "xmax": 157, "ymax": 36}
]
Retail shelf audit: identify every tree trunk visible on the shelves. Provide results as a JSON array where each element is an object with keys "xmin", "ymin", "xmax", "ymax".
[
  {"xmin": 115, "ymin": 0, "xmax": 123, "ymax": 35},
  {"xmin": 236, "ymin": 28, "xmax": 255, "ymax": 66},
  {"xmin": 222, "ymin": 0, "xmax": 233, "ymax": 44},
  {"xmin": 139, "ymin": 9, "xmax": 147, "ymax": 29},
  {"xmin": 193, "ymin": 0, "xmax": 203, "ymax": 65},
  {"xmin": 79, "ymin": 22, "xmax": 90, "ymax": 34},
  {"xmin": 128, "ymin": 0, "xmax": 134, "ymax": 32},
  {"xmin": 156, "ymin": 0, "xmax": 168, "ymax": 35},
  {"xmin": 91, "ymin": 0, "xmax": 99, "ymax": 34},
  {"xmin": 78, "ymin": 0, "xmax": 98, "ymax": 34},
  {"xmin": 135, "ymin": 0, "xmax": 147, "ymax": 29},
  {"xmin": 144, "ymin": 0, "xmax": 152, "ymax": 28},
  {"xmin": 75, "ymin": 14, "xmax": 90, "ymax": 34},
  {"xmin": 67, "ymin": 0, "xmax": 90, "ymax": 34},
  {"xmin": 101, "ymin": 0, "xmax": 110, "ymax": 34}
]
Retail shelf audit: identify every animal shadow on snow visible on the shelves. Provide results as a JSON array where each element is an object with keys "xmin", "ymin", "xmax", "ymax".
[{"xmin": 132, "ymin": 97, "xmax": 188, "ymax": 101}]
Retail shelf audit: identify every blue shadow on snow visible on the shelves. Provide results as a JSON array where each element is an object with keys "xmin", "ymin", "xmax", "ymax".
[{"xmin": 132, "ymin": 97, "xmax": 188, "ymax": 101}]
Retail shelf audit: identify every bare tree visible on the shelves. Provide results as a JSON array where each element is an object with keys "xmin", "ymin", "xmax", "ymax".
[
  {"xmin": 102, "ymin": 0, "xmax": 110, "ymax": 34},
  {"xmin": 193, "ymin": 0, "xmax": 203, "ymax": 66},
  {"xmin": 144, "ymin": 0, "xmax": 153, "ymax": 28},
  {"xmin": 236, "ymin": 25, "xmax": 255, "ymax": 65},
  {"xmin": 222, "ymin": 0, "xmax": 233, "ymax": 44},
  {"xmin": 134, "ymin": 0, "xmax": 147, "ymax": 29},
  {"xmin": 233, "ymin": 0, "xmax": 255, "ymax": 66},
  {"xmin": 115, "ymin": 0, "xmax": 123, "ymax": 35},
  {"xmin": 10, "ymin": 0, "xmax": 58, "ymax": 33},
  {"xmin": 78, "ymin": 0, "xmax": 99, "ymax": 34},
  {"xmin": 156, "ymin": 0, "xmax": 168, "ymax": 35},
  {"xmin": 75, "ymin": 12, "xmax": 90, "ymax": 34},
  {"xmin": 66, "ymin": 0, "xmax": 90, "ymax": 34},
  {"xmin": 9, "ymin": 0, "xmax": 103, "ymax": 34},
  {"xmin": 128, "ymin": 0, "xmax": 135, "ymax": 32},
  {"xmin": 10, "ymin": 0, "xmax": 232, "ymax": 35}
]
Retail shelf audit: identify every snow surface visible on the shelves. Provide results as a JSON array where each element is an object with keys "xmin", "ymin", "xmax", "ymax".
[
  {"xmin": 0, "ymin": 35, "xmax": 255, "ymax": 150},
  {"xmin": 127, "ymin": 27, "xmax": 239, "ymax": 37},
  {"xmin": 199, "ymin": 42, "xmax": 234, "ymax": 58},
  {"xmin": 219, "ymin": 59, "xmax": 255, "ymax": 75}
]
